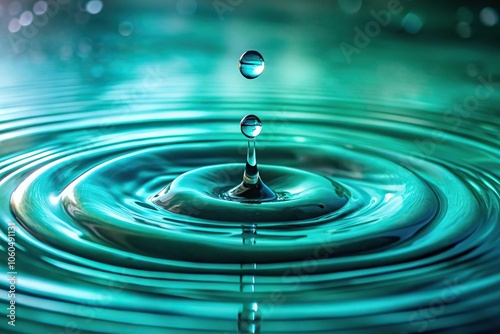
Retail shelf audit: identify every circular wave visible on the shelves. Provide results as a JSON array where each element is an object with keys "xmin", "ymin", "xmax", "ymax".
[{"xmin": 1, "ymin": 80, "xmax": 499, "ymax": 333}]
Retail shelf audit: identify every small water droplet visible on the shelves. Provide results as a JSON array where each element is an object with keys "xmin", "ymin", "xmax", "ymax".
[
  {"xmin": 223, "ymin": 115, "xmax": 276, "ymax": 203},
  {"xmin": 239, "ymin": 50, "xmax": 264, "ymax": 79},
  {"xmin": 240, "ymin": 115, "xmax": 262, "ymax": 138}
]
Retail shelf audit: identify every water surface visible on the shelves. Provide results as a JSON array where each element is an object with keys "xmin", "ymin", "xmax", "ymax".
[{"xmin": 0, "ymin": 1, "xmax": 500, "ymax": 333}]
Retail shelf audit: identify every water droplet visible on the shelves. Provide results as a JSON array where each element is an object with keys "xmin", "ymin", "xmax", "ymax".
[
  {"xmin": 239, "ymin": 51, "xmax": 264, "ymax": 79},
  {"xmin": 224, "ymin": 115, "xmax": 276, "ymax": 202},
  {"xmin": 240, "ymin": 114, "xmax": 262, "ymax": 138}
]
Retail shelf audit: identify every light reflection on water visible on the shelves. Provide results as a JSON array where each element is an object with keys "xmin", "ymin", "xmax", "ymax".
[{"xmin": 1, "ymin": 1, "xmax": 500, "ymax": 333}]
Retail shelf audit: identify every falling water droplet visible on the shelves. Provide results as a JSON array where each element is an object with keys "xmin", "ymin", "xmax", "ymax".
[
  {"xmin": 240, "ymin": 114, "xmax": 262, "ymax": 138},
  {"xmin": 224, "ymin": 115, "xmax": 276, "ymax": 202},
  {"xmin": 239, "ymin": 51, "xmax": 265, "ymax": 79}
]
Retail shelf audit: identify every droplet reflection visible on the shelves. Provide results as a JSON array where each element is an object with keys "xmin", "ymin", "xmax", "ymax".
[
  {"xmin": 240, "ymin": 114, "xmax": 262, "ymax": 138},
  {"xmin": 239, "ymin": 51, "xmax": 265, "ymax": 79}
]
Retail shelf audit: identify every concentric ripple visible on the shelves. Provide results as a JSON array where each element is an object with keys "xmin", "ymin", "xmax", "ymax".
[{"xmin": 1, "ymin": 74, "xmax": 500, "ymax": 334}]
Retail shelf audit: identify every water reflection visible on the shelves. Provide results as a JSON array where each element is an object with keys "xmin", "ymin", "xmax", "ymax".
[{"xmin": 239, "ymin": 225, "xmax": 262, "ymax": 334}]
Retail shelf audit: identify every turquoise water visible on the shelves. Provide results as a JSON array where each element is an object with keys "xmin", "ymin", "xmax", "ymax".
[{"xmin": 1, "ymin": 1, "xmax": 500, "ymax": 333}]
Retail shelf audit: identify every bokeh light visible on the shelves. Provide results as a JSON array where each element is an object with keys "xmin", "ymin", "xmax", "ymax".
[
  {"xmin": 402, "ymin": 13, "xmax": 422, "ymax": 34},
  {"xmin": 8, "ymin": 18, "xmax": 21, "ymax": 33},
  {"xmin": 480, "ymin": 7, "xmax": 498, "ymax": 27},
  {"xmin": 118, "ymin": 21, "xmax": 134, "ymax": 37},
  {"xmin": 86, "ymin": 0, "xmax": 103, "ymax": 15},
  {"xmin": 338, "ymin": 0, "xmax": 362, "ymax": 15},
  {"xmin": 456, "ymin": 22, "xmax": 472, "ymax": 39},
  {"xmin": 19, "ymin": 11, "xmax": 34, "ymax": 26},
  {"xmin": 33, "ymin": 1, "xmax": 48, "ymax": 16}
]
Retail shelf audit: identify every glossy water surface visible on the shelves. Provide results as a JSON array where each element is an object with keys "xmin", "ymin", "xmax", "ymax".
[{"xmin": 0, "ymin": 1, "xmax": 500, "ymax": 333}]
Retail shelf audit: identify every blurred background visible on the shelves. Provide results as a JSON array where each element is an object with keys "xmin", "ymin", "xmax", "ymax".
[{"xmin": 0, "ymin": 0, "xmax": 499, "ymax": 111}]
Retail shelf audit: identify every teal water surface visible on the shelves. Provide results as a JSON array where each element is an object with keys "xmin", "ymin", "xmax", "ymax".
[{"xmin": 1, "ymin": 1, "xmax": 500, "ymax": 333}]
